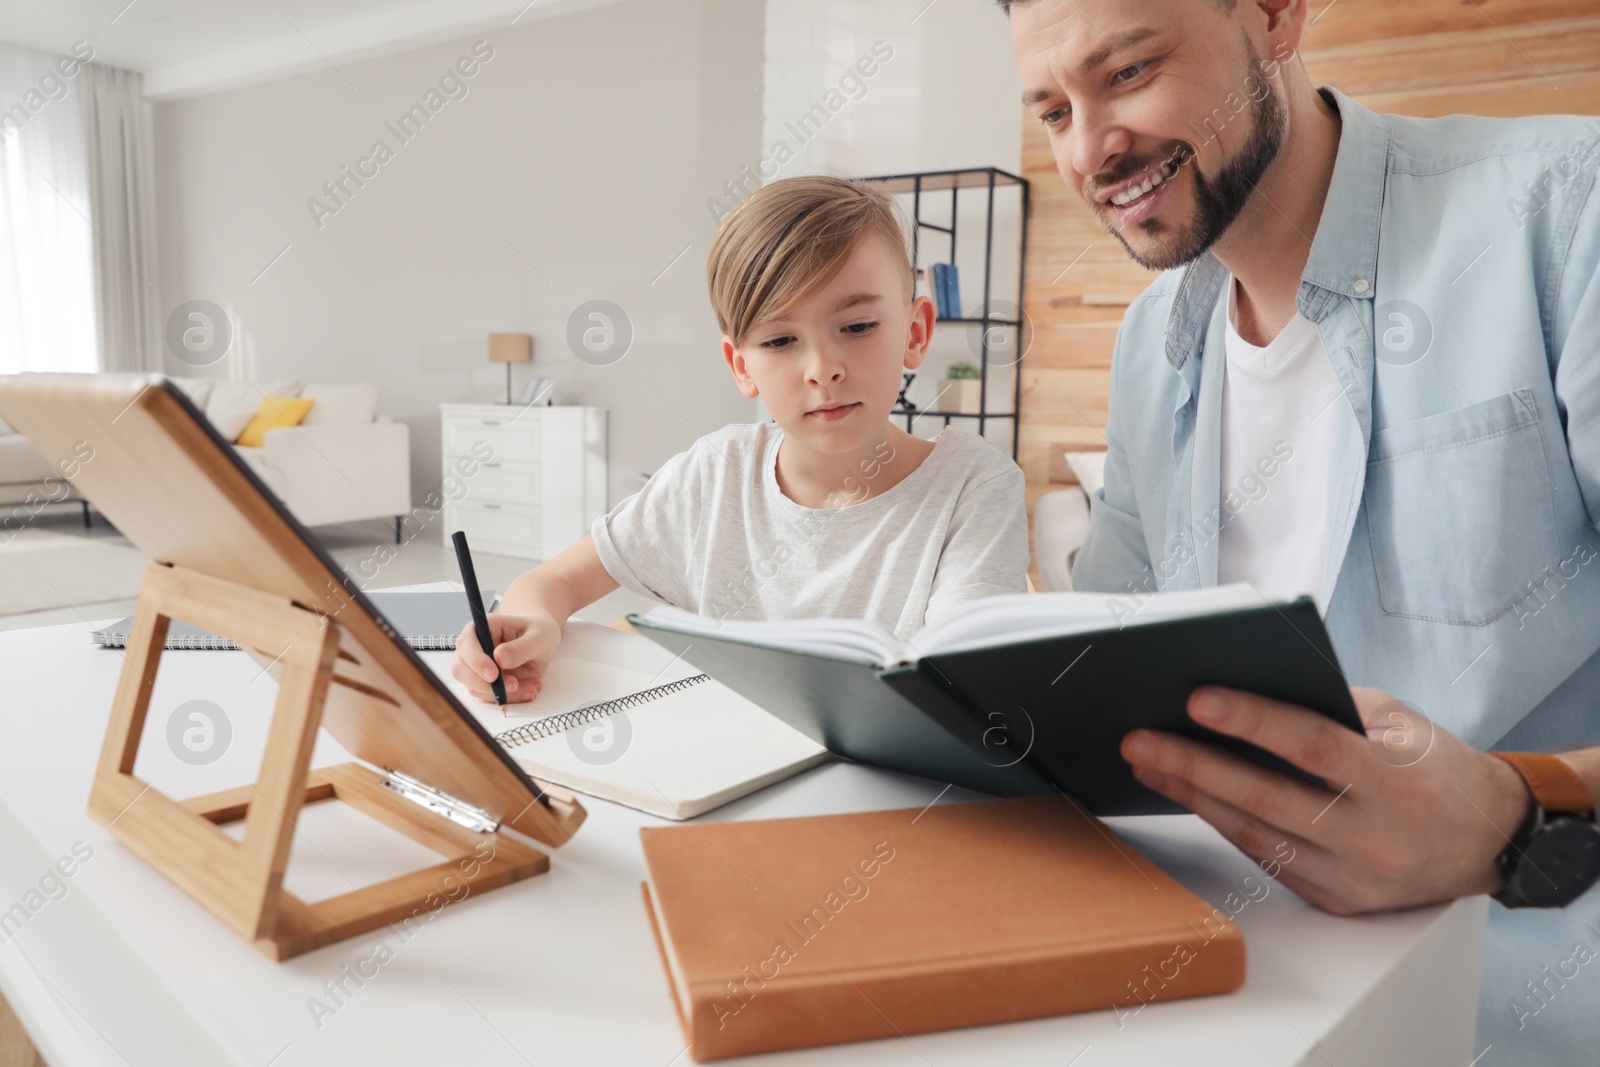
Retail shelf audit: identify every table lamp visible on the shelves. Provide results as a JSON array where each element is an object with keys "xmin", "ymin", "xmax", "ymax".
[{"xmin": 488, "ymin": 333, "xmax": 532, "ymax": 405}]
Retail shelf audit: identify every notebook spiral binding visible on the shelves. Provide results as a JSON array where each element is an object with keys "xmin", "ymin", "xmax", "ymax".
[
  {"xmin": 495, "ymin": 673, "xmax": 711, "ymax": 748},
  {"xmin": 89, "ymin": 630, "xmax": 246, "ymax": 651},
  {"xmin": 90, "ymin": 630, "xmax": 459, "ymax": 650},
  {"xmin": 167, "ymin": 633, "xmax": 241, "ymax": 651},
  {"xmin": 400, "ymin": 636, "xmax": 462, "ymax": 650}
]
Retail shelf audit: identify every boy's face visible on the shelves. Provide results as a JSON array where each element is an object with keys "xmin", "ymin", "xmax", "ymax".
[{"xmin": 723, "ymin": 235, "xmax": 933, "ymax": 454}]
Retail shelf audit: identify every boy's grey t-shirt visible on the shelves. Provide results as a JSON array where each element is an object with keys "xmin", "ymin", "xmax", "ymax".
[{"xmin": 591, "ymin": 422, "xmax": 1029, "ymax": 639}]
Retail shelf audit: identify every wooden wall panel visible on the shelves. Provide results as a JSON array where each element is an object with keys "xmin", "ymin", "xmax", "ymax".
[
  {"xmin": 1301, "ymin": 0, "xmax": 1598, "ymax": 48},
  {"xmin": 1018, "ymin": 6, "xmax": 1600, "ymax": 510}
]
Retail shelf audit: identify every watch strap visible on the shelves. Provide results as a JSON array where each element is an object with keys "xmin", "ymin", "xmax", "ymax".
[{"xmin": 1490, "ymin": 752, "xmax": 1594, "ymax": 816}]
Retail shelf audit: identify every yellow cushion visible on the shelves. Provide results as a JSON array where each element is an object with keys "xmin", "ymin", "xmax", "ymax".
[{"xmin": 235, "ymin": 396, "xmax": 315, "ymax": 447}]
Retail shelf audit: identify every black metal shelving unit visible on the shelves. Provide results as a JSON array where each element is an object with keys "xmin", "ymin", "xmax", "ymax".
[{"xmin": 859, "ymin": 166, "xmax": 1030, "ymax": 458}]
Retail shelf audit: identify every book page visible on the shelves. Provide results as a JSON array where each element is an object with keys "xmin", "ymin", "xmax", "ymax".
[
  {"xmin": 635, "ymin": 606, "xmax": 910, "ymax": 667},
  {"xmin": 915, "ymin": 582, "xmax": 1283, "ymax": 656}
]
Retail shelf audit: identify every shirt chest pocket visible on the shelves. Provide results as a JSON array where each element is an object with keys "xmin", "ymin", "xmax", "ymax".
[{"xmin": 1364, "ymin": 388, "xmax": 1559, "ymax": 626}]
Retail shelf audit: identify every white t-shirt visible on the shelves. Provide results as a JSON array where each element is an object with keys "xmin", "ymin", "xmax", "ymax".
[
  {"xmin": 1215, "ymin": 279, "xmax": 1340, "ymax": 607},
  {"xmin": 592, "ymin": 422, "xmax": 1029, "ymax": 638}
]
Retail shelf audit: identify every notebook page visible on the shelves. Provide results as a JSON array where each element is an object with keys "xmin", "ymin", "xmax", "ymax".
[
  {"xmin": 501, "ymin": 657, "xmax": 661, "ymax": 721},
  {"xmin": 422, "ymin": 621, "xmax": 827, "ymax": 820},
  {"xmin": 502, "ymin": 677, "xmax": 828, "ymax": 820}
]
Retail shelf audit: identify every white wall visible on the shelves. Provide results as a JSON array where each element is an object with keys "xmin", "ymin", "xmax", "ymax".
[
  {"xmin": 154, "ymin": 0, "xmax": 766, "ymax": 507},
  {"xmin": 754, "ymin": 0, "xmax": 1026, "ymax": 441},
  {"xmin": 153, "ymin": 0, "xmax": 1028, "ymax": 509},
  {"xmin": 757, "ymin": 0, "xmax": 1020, "ymax": 179}
]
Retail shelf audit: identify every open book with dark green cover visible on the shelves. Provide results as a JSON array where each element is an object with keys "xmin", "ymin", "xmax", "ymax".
[{"xmin": 628, "ymin": 584, "xmax": 1362, "ymax": 815}]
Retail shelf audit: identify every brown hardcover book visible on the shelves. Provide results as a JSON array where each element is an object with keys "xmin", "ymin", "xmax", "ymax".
[{"xmin": 640, "ymin": 795, "xmax": 1246, "ymax": 1061}]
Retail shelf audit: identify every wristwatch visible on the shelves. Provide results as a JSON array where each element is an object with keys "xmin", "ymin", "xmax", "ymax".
[{"xmin": 1490, "ymin": 752, "xmax": 1600, "ymax": 908}]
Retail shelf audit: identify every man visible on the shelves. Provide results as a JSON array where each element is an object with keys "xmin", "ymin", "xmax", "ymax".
[{"xmin": 1000, "ymin": 0, "xmax": 1600, "ymax": 1059}]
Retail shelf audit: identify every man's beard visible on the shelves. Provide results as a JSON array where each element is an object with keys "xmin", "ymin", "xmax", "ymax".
[{"xmin": 1096, "ymin": 47, "xmax": 1288, "ymax": 271}]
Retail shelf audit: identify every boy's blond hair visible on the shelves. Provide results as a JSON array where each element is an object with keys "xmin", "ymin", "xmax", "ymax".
[{"xmin": 706, "ymin": 176, "xmax": 914, "ymax": 348}]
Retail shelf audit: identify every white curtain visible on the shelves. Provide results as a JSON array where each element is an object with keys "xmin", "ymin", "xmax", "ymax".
[
  {"xmin": 81, "ymin": 61, "xmax": 160, "ymax": 374},
  {"xmin": 0, "ymin": 42, "xmax": 98, "ymax": 374}
]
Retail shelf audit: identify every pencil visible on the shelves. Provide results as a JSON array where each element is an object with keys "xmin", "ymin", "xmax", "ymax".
[{"xmin": 451, "ymin": 530, "xmax": 507, "ymax": 715}]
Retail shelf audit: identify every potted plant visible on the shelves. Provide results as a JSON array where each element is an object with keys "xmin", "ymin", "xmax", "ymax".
[{"xmin": 940, "ymin": 361, "xmax": 984, "ymax": 414}]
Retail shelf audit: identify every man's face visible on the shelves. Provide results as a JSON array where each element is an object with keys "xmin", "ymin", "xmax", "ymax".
[{"xmin": 1013, "ymin": 0, "xmax": 1290, "ymax": 270}]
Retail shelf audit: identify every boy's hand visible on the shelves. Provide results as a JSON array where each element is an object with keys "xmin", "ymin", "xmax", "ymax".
[
  {"xmin": 449, "ymin": 613, "xmax": 561, "ymax": 705},
  {"xmin": 449, "ymin": 536, "xmax": 618, "ymax": 707}
]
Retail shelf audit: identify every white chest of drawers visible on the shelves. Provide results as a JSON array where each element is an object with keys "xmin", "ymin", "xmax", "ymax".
[{"xmin": 438, "ymin": 403, "xmax": 607, "ymax": 560}]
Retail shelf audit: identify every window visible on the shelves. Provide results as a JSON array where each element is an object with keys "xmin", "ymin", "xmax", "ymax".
[{"xmin": 0, "ymin": 42, "xmax": 97, "ymax": 375}]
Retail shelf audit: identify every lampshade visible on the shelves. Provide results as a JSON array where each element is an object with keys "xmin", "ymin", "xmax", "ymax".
[{"xmin": 488, "ymin": 333, "xmax": 532, "ymax": 364}]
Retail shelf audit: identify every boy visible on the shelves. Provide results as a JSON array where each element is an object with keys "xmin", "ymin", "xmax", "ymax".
[{"xmin": 452, "ymin": 175, "xmax": 1028, "ymax": 705}]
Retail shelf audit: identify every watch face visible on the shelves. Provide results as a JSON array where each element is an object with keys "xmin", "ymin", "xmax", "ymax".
[{"xmin": 1513, "ymin": 818, "xmax": 1600, "ymax": 908}]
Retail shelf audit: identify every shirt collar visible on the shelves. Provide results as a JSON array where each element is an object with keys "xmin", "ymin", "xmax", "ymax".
[{"xmin": 1164, "ymin": 85, "xmax": 1391, "ymax": 369}]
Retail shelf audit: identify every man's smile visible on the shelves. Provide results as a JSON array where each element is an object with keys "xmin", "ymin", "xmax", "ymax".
[
  {"xmin": 1091, "ymin": 146, "xmax": 1193, "ymax": 229},
  {"xmin": 1097, "ymin": 150, "xmax": 1185, "ymax": 207}
]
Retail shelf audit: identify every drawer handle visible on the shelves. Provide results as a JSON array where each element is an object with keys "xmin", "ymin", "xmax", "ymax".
[
  {"xmin": 483, "ymin": 503, "xmax": 502, "ymax": 510},
  {"xmin": 480, "ymin": 420, "xmax": 502, "ymax": 426},
  {"xmin": 483, "ymin": 462, "xmax": 500, "ymax": 468}
]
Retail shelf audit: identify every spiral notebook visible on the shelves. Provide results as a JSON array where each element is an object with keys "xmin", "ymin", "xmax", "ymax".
[
  {"xmin": 90, "ymin": 590, "xmax": 495, "ymax": 651},
  {"xmin": 432, "ymin": 622, "xmax": 829, "ymax": 820}
]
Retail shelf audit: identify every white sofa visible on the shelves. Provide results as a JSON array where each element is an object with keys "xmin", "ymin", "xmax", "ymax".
[
  {"xmin": 170, "ymin": 378, "xmax": 412, "ymax": 539},
  {"xmin": 0, "ymin": 412, "xmax": 89, "ymax": 528},
  {"xmin": 1032, "ymin": 449, "xmax": 1105, "ymax": 592},
  {"xmin": 0, "ymin": 377, "xmax": 412, "ymax": 540}
]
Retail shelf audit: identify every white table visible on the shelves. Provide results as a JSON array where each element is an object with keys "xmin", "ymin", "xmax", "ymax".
[{"xmin": 0, "ymin": 610, "xmax": 1486, "ymax": 1066}]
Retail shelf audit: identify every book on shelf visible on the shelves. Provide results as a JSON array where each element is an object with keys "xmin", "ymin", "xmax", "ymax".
[{"xmin": 930, "ymin": 262, "xmax": 962, "ymax": 319}]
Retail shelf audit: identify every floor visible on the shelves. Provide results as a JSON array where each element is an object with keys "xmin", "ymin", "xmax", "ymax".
[{"xmin": 0, "ymin": 509, "xmax": 656, "ymax": 633}]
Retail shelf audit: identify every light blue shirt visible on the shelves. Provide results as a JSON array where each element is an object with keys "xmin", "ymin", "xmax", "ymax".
[{"xmin": 1073, "ymin": 86, "xmax": 1600, "ymax": 1061}]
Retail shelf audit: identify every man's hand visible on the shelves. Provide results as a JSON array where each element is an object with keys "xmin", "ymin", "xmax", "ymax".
[
  {"xmin": 1120, "ymin": 686, "xmax": 1533, "ymax": 915},
  {"xmin": 449, "ymin": 613, "xmax": 561, "ymax": 706}
]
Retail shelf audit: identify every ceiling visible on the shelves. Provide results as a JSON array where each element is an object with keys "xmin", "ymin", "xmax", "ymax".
[{"xmin": 0, "ymin": 0, "xmax": 627, "ymax": 99}]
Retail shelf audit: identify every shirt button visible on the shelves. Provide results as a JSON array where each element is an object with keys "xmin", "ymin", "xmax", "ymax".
[{"xmin": 1353, "ymin": 278, "xmax": 1370, "ymax": 294}]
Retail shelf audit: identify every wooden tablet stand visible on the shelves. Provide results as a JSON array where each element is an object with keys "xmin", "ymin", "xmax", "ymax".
[{"xmin": 88, "ymin": 564, "xmax": 549, "ymax": 961}]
